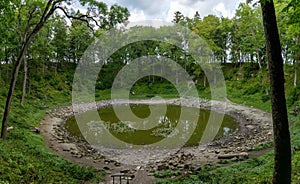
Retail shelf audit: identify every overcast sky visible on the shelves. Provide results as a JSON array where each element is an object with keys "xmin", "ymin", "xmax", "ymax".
[{"xmin": 103, "ymin": 0, "xmax": 246, "ymax": 23}]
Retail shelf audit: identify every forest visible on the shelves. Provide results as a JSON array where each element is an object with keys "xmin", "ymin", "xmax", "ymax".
[{"xmin": 0, "ymin": 0, "xmax": 300, "ymax": 183}]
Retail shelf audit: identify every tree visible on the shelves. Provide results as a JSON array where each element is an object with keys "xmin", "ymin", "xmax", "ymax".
[
  {"xmin": 194, "ymin": 11, "xmax": 201, "ymax": 21},
  {"xmin": 172, "ymin": 11, "xmax": 184, "ymax": 24},
  {"xmin": 232, "ymin": 3, "xmax": 265, "ymax": 64},
  {"xmin": 0, "ymin": 0, "xmax": 19, "ymax": 83},
  {"xmin": 68, "ymin": 14, "xmax": 93, "ymax": 64},
  {"xmin": 1, "ymin": 0, "xmax": 129, "ymax": 140},
  {"xmin": 283, "ymin": 0, "xmax": 300, "ymax": 87},
  {"xmin": 193, "ymin": 15, "xmax": 230, "ymax": 63},
  {"xmin": 260, "ymin": 0, "xmax": 291, "ymax": 183},
  {"xmin": 51, "ymin": 14, "xmax": 69, "ymax": 71},
  {"xmin": 272, "ymin": 0, "xmax": 300, "ymax": 89},
  {"xmin": 1, "ymin": 0, "xmax": 58, "ymax": 140}
]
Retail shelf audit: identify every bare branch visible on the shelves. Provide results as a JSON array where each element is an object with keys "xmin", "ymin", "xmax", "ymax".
[{"xmin": 55, "ymin": 6, "xmax": 105, "ymax": 32}]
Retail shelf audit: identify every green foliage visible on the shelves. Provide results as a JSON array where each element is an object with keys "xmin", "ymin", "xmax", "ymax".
[
  {"xmin": 287, "ymin": 87, "xmax": 300, "ymax": 106},
  {"xmin": 130, "ymin": 81, "xmax": 179, "ymax": 99},
  {"xmin": 192, "ymin": 15, "xmax": 231, "ymax": 63}
]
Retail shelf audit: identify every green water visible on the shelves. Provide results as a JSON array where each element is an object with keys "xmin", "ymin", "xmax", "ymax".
[{"xmin": 65, "ymin": 104, "xmax": 239, "ymax": 147}]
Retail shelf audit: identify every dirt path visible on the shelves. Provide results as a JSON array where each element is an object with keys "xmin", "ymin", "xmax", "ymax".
[{"xmin": 39, "ymin": 98, "xmax": 273, "ymax": 183}]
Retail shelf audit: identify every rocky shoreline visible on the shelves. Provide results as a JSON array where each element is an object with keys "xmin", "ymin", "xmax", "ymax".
[{"xmin": 39, "ymin": 98, "xmax": 273, "ymax": 183}]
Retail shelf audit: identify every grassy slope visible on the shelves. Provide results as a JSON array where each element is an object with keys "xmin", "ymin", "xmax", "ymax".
[{"xmin": 0, "ymin": 74, "xmax": 105, "ymax": 183}]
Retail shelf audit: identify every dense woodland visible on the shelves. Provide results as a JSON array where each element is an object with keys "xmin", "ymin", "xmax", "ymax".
[
  {"xmin": 0, "ymin": 1, "xmax": 299, "ymax": 94},
  {"xmin": 0, "ymin": 0, "xmax": 300, "ymax": 183}
]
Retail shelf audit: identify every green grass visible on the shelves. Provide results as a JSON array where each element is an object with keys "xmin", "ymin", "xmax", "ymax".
[
  {"xmin": 226, "ymin": 80, "xmax": 272, "ymax": 112},
  {"xmin": 0, "ymin": 93, "xmax": 105, "ymax": 183}
]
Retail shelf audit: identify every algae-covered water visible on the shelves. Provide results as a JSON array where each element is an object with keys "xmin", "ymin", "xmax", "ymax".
[{"xmin": 65, "ymin": 104, "xmax": 238, "ymax": 147}]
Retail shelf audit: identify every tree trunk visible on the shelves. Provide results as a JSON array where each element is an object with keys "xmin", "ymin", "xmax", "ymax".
[
  {"xmin": 257, "ymin": 51, "xmax": 262, "ymax": 69},
  {"xmin": 176, "ymin": 70, "xmax": 178, "ymax": 85},
  {"xmin": 21, "ymin": 53, "xmax": 28, "ymax": 106},
  {"xmin": 152, "ymin": 59, "xmax": 155, "ymax": 83},
  {"xmin": 260, "ymin": 1, "xmax": 291, "ymax": 183},
  {"xmin": 294, "ymin": 60, "xmax": 297, "ymax": 87},
  {"xmin": 54, "ymin": 63, "xmax": 58, "ymax": 76},
  {"xmin": 294, "ymin": 35, "xmax": 300, "ymax": 88},
  {"xmin": 1, "ymin": 43, "xmax": 28, "ymax": 140},
  {"xmin": 28, "ymin": 68, "xmax": 31, "ymax": 95}
]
